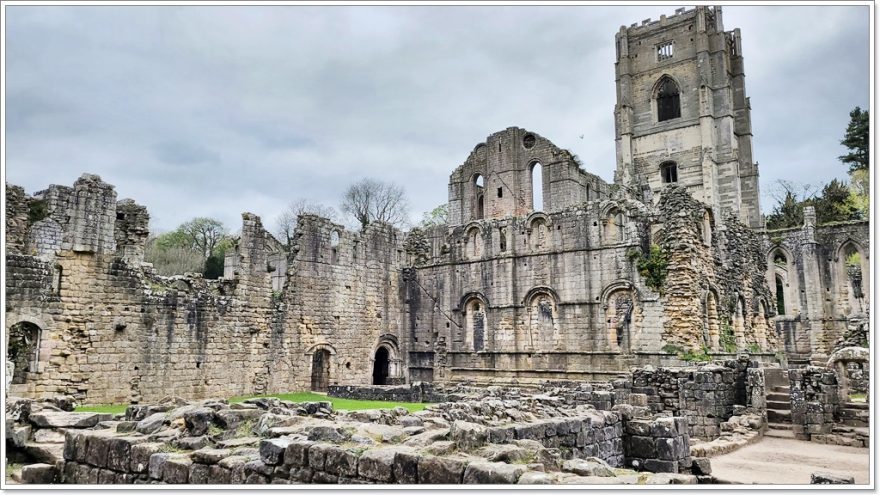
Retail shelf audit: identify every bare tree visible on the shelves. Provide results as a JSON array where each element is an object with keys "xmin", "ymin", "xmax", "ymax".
[
  {"xmin": 275, "ymin": 199, "xmax": 339, "ymax": 246},
  {"xmin": 341, "ymin": 179, "xmax": 409, "ymax": 229},
  {"xmin": 178, "ymin": 217, "xmax": 226, "ymax": 259}
]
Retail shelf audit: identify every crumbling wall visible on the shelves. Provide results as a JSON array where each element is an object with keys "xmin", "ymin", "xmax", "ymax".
[
  {"xmin": 657, "ymin": 186, "xmax": 775, "ymax": 352},
  {"xmin": 788, "ymin": 366, "xmax": 839, "ymax": 441},
  {"xmin": 6, "ymin": 183, "xmax": 30, "ymax": 254}
]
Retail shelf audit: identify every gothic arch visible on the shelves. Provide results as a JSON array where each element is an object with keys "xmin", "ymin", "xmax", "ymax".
[
  {"xmin": 524, "ymin": 286, "xmax": 560, "ymax": 352},
  {"xmin": 372, "ymin": 335, "xmax": 402, "ymax": 385},
  {"xmin": 653, "ymin": 75, "xmax": 682, "ymax": 122},
  {"xmin": 702, "ymin": 288, "xmax": 721, "ymax": 350},
  {"xmin": 767, "ymin": 246, "xmax": 796, "ymax": 317},
  {"xmin": 526, "ymin": 212, "xmax": 552, "ymax": 252},
  {"xmin": 836, "ymin": 239, "xmax": 869, "ymax": 315},
  {"xmin": 460, "ymin": 292, "xmax": 489, "ymax": 352},
  {"xmin": 464, "ymin": 223, "xmax": 483, "ymax": 260},
  {"xmin": 602, "ymin": 282, "xmax": 637, "ymax": 352}
]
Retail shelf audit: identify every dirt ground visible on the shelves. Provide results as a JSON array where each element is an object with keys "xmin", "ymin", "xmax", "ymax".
[{"xmin": 710, "ymin": 436, "xmax": 871, "ymax": 485}]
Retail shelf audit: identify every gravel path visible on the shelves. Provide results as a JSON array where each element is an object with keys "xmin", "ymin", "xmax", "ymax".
[{"xmin": 710, "ymin": 435, "xmax": 870, "ymax": 485}]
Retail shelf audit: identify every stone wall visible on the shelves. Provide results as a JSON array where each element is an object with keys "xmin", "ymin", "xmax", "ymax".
[
  {"xmin": 764, "ymin": 217, "xmax": 870, "ymax": 364},
  {"xmin": 328, "ymin": 383, "xmax": 445, "ymax": 404},
  {"xmin": 788, "ymin": 367, "xmax": 839, "ymax": 441}
]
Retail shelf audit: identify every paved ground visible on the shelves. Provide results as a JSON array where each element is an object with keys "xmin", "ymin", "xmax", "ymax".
[{"xmin": 711, "ymin": 435, "xmax": 871, "ymax": 485}]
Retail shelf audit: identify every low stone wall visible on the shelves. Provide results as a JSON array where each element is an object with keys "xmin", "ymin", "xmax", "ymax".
[
  {"xmin": 623, "ymin": 417, "xmax": 692, "ymax": 473},
  {"xmin": 327, "ymin": 382, "xmax": 446, "ymax": 403},
  {"xmin": 789, "ymin": 367, "xmax": 839, "ymax": 441}
]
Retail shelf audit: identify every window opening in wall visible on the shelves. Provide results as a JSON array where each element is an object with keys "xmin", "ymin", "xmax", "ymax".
[
  {"xmin": 475, "ymin": 175, "xmax": 484, "ymax": 188},
  {"xmin": 7, "ymin": 322, "xmax": 41, "ymax": 384},
  {"xmin": 773, "ymin": 252, "xmax": 787, "ymax": 267},
  {"xmin": 497, "ymin": 187, "xmax": 503, "ymax": 198},
  {"xmin": 531, "ymin": 163, "xmax": 544, "ymax": 212},
  {"xmin": 474, "ymin": 174, "xmax": 485, "ymax": 220},
  {"xmin": 476, "ymin": 195, "xmax": 484, "ymax": 220},
  {"xmin": 657, "ymin": 41, "xmax": 673, "ymax": 61},
  {"xmin": 656, "ymin": 77, "xmax": 681, "ymax": 121},
  {"xmin": 775, "ymin": 275, "xmax": 786, "ymax": 315},
  {"xmin": 499, "ymin": 228, "xmax": 507, "ymax": 252},
  {"xmin": 661, "ymin": 162, "xmax": 678, "ymax": 183}
]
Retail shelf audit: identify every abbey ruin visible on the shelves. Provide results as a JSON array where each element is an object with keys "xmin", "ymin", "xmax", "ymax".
[{"xmin": 3, "ymin": 5, "xmax": 871, "ymax": 486}]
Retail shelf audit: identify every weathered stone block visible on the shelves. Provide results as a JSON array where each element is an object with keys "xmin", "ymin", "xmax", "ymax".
[
  {"xmin": 163, "ymin": 455, "xmax": 193, "ymax": 484},
  {"xmin": 463, "ymin": 461, "xmax": 525, "ymax": 484},
  {"xmin": 130, "ymin": 442, "xmax": 163, "ymax": 473},
  {"xmin": 20, "ymin": 463, "xmax": 56, "ymax": 484},
  {"xmin": 393, "ymin": 450, "xmax": 420, "ymax": 484},
  {"xmin": 418, "ymin": 456, "xmax": 467, "ymax": 484},
  {"xmin": 323, "ymin": 445, "xmax": 360, "ymax": 477},
  {"xmin": 189, "ymin": 463, "xmax": 211, "ymax": 484},
  {"xmin": 192, "ymin": 447, "xmax": 232, "ymax": 465},
  {"xmin": 284, "ymin": 440, "xmax": 315, "ymax": 468},
  {"xmin": 358, "ymin": 447, "xmax": 398, "ymax": 482},
  {"xmin": 259, "ymin": 437, "xmax": 293, "ymax": 465}
]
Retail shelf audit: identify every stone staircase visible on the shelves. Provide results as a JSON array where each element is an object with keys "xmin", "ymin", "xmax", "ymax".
[
  {"xmin": 764, "ymin": 384, "xmax": 794, "ymax": 439},
  {"xmin": 839, "ymin": 401, "xmax": 869, "ymax": 427}
]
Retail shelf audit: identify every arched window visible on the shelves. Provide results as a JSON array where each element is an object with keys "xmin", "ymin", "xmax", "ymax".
[
  {"xmin": 329, "ymin": 230, "xmax": 340, "ymax": 248},
  {"xmin": 473, "ymin": 174, "xmax": 485, "ymax": 220},
  {"xmin": 775, "ymin": 275, "xmax": 786, "ymax": 315},
  {"xmin": 531, "ymin": 163, "xmax": 544, "ymax": 212},
  {"xmin": 656, "ymin": 77, "xmax": 681, "ymax": 122},
  {"xmin": 465, "ymin": 298, "xmax": 486, "ymax": 351},
  {"xmin": 605, "ymin": 289, "xmax": 634, "ymax": 352},
  {"xmin": 702, "ymin": 211, "xmax": 712, "ymax": 246},
  {"xmin": 604, "ymin": 209, "xmax": 626, "ymax": 244},
  {"xmin": 499, "ymin": 227, "xmax": 507, "ymax": 252},
  {"xmin": 660, "ymin": 162, "xmax": 678, "ymax": 184},
  {"xmin": 466, "ymin": 227, "xmax": 482, "ymax": 259}
]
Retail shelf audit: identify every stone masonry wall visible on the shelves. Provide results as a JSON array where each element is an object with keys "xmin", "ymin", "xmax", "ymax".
[{"xmin": 788, "ymin": 366, "xmax": 839, "ymax": 441}]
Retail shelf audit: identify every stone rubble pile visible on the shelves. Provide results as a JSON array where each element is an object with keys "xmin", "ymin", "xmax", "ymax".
[{"xmin": 6, "ymin": 391, "xmax": 721, "ymax": 485}]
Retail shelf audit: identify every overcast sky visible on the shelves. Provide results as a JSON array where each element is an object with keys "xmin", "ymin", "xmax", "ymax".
[{"xmin": 4, "ymin": 4, "xmax": 870, "ymax": 234}]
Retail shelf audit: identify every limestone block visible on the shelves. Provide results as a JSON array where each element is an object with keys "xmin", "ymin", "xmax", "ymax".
[{"xmin": 417, "ymin": 455, "xmax": 467, "ymax": 484}]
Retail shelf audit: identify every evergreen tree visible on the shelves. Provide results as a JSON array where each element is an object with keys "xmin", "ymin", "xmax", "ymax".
[{"xmin": 839, "ymin": 106, "xmax": 869, "ymax": 173}]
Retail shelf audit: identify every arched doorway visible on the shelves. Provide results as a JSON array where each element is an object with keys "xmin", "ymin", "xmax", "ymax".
[
  {"xmin": 373, "ymin": 347, "xmax": 390, "ymax": 385},
  {"xmin": 310, "ymin": 349, "xmax": 331, "ymax": 392},
  {"xmin": 7, "ymin": 321, "xmax": 41, "ymax": 385}
]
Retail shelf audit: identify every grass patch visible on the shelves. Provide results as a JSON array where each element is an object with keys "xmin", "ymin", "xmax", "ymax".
[
  {"xmin": 849, "ymin": 393, "xmax": 867, "ymax": 402},
  {"xmin": 229, "ymin": 391, "xmax": 429, "ymax": 413},
  {"xmin": 75, "ymin": 391, "xmax": 430, "ymax": 416},
  {"xmin": 74, "ymin": 404, "xmax": 128, "ymax": 415}
]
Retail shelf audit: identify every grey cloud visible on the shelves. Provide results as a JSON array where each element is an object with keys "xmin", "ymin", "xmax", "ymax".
[{"xmin": 4, "ymin": 5, "xmax": 869, "ymax": 232}]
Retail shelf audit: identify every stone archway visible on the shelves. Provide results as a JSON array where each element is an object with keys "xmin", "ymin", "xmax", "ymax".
[
  {"xmin": 6, "ymin": 321, "xmax": 42, "ymax": 385},
  {"xmin": 372, "ymin": 346, "xmax": 390, "ymax": 385},
  {"xmin": 310, "ymin": 349, "xmax": 331, "ymax": 392}
]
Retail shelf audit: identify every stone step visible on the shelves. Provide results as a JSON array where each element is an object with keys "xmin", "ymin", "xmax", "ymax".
[
  {"xmin": 766, "ymin": 400, "xmax": 790, "ymax": 410},
  {"xmin": 843, "ymin": 402, "xmax": 869, "ymax": 410},
  {"xmin": 767, "ymin": 409, "xmax": 792, "ymax": 423},
  {"xmin": 766, "ymin": 393, "xmax": 790, "ymax": 402},
  {"xmin": 767, "ymin": 422, "xmax": 793, "ymax": 431},
  {"xmin": 771, "ymin": 386, "xmax": 791, "ymax": 393},
  {"xmin": 764, "ymin": 428, "xmax": 795, "ymax": 439}
]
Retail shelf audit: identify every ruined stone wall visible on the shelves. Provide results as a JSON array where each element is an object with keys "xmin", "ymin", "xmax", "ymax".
[
  {"xmin": 788, "ymin": 367, "xmax": 839, "ymax": 441},
  {"xmin": 284, "ymin": 216, "xmax": 406, "ymax": 391},
  {"xmin": 6, "ymin": 184, "xmax": 30, "ymax": 255},
  {"xmin": 5, "ymin": 177, "xmax": 407, "ymax": 405},
  {"xmin": 657, "ymin": 186, "xmax": 775, "ymax": 352},
  {"xmin": 763, "ymin": 218, "xmax": 870, "ymax": 363},
  {"xmin": 447, "ymin": 127, "xmax": 610, "ymax": 226}
]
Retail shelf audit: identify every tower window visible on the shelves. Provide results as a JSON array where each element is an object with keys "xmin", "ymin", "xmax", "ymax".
[
  {"xmin": 657, "ymin": 41, "xmax": 673, "ymax": 61},
  {"xmin": 497, "ymin": 187, "xmax": 503, "ymax": 198},
  {"xmin": 656, "ymin": 77, "xmax": 681, "ymax": 121},
  {"xmin": 660, "ymin": 162, "xmax": 678, "ymax": 183}
]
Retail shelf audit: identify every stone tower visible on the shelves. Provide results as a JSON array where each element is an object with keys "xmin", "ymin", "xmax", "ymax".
[{"xmin": 613, "ymin": 6, "xmax": 761, "ymax": 228}]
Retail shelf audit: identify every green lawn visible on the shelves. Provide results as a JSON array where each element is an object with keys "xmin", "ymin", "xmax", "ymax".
[{"xmin": 75, "ymin": 391, "xmax": 428, "ymax": 415}]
